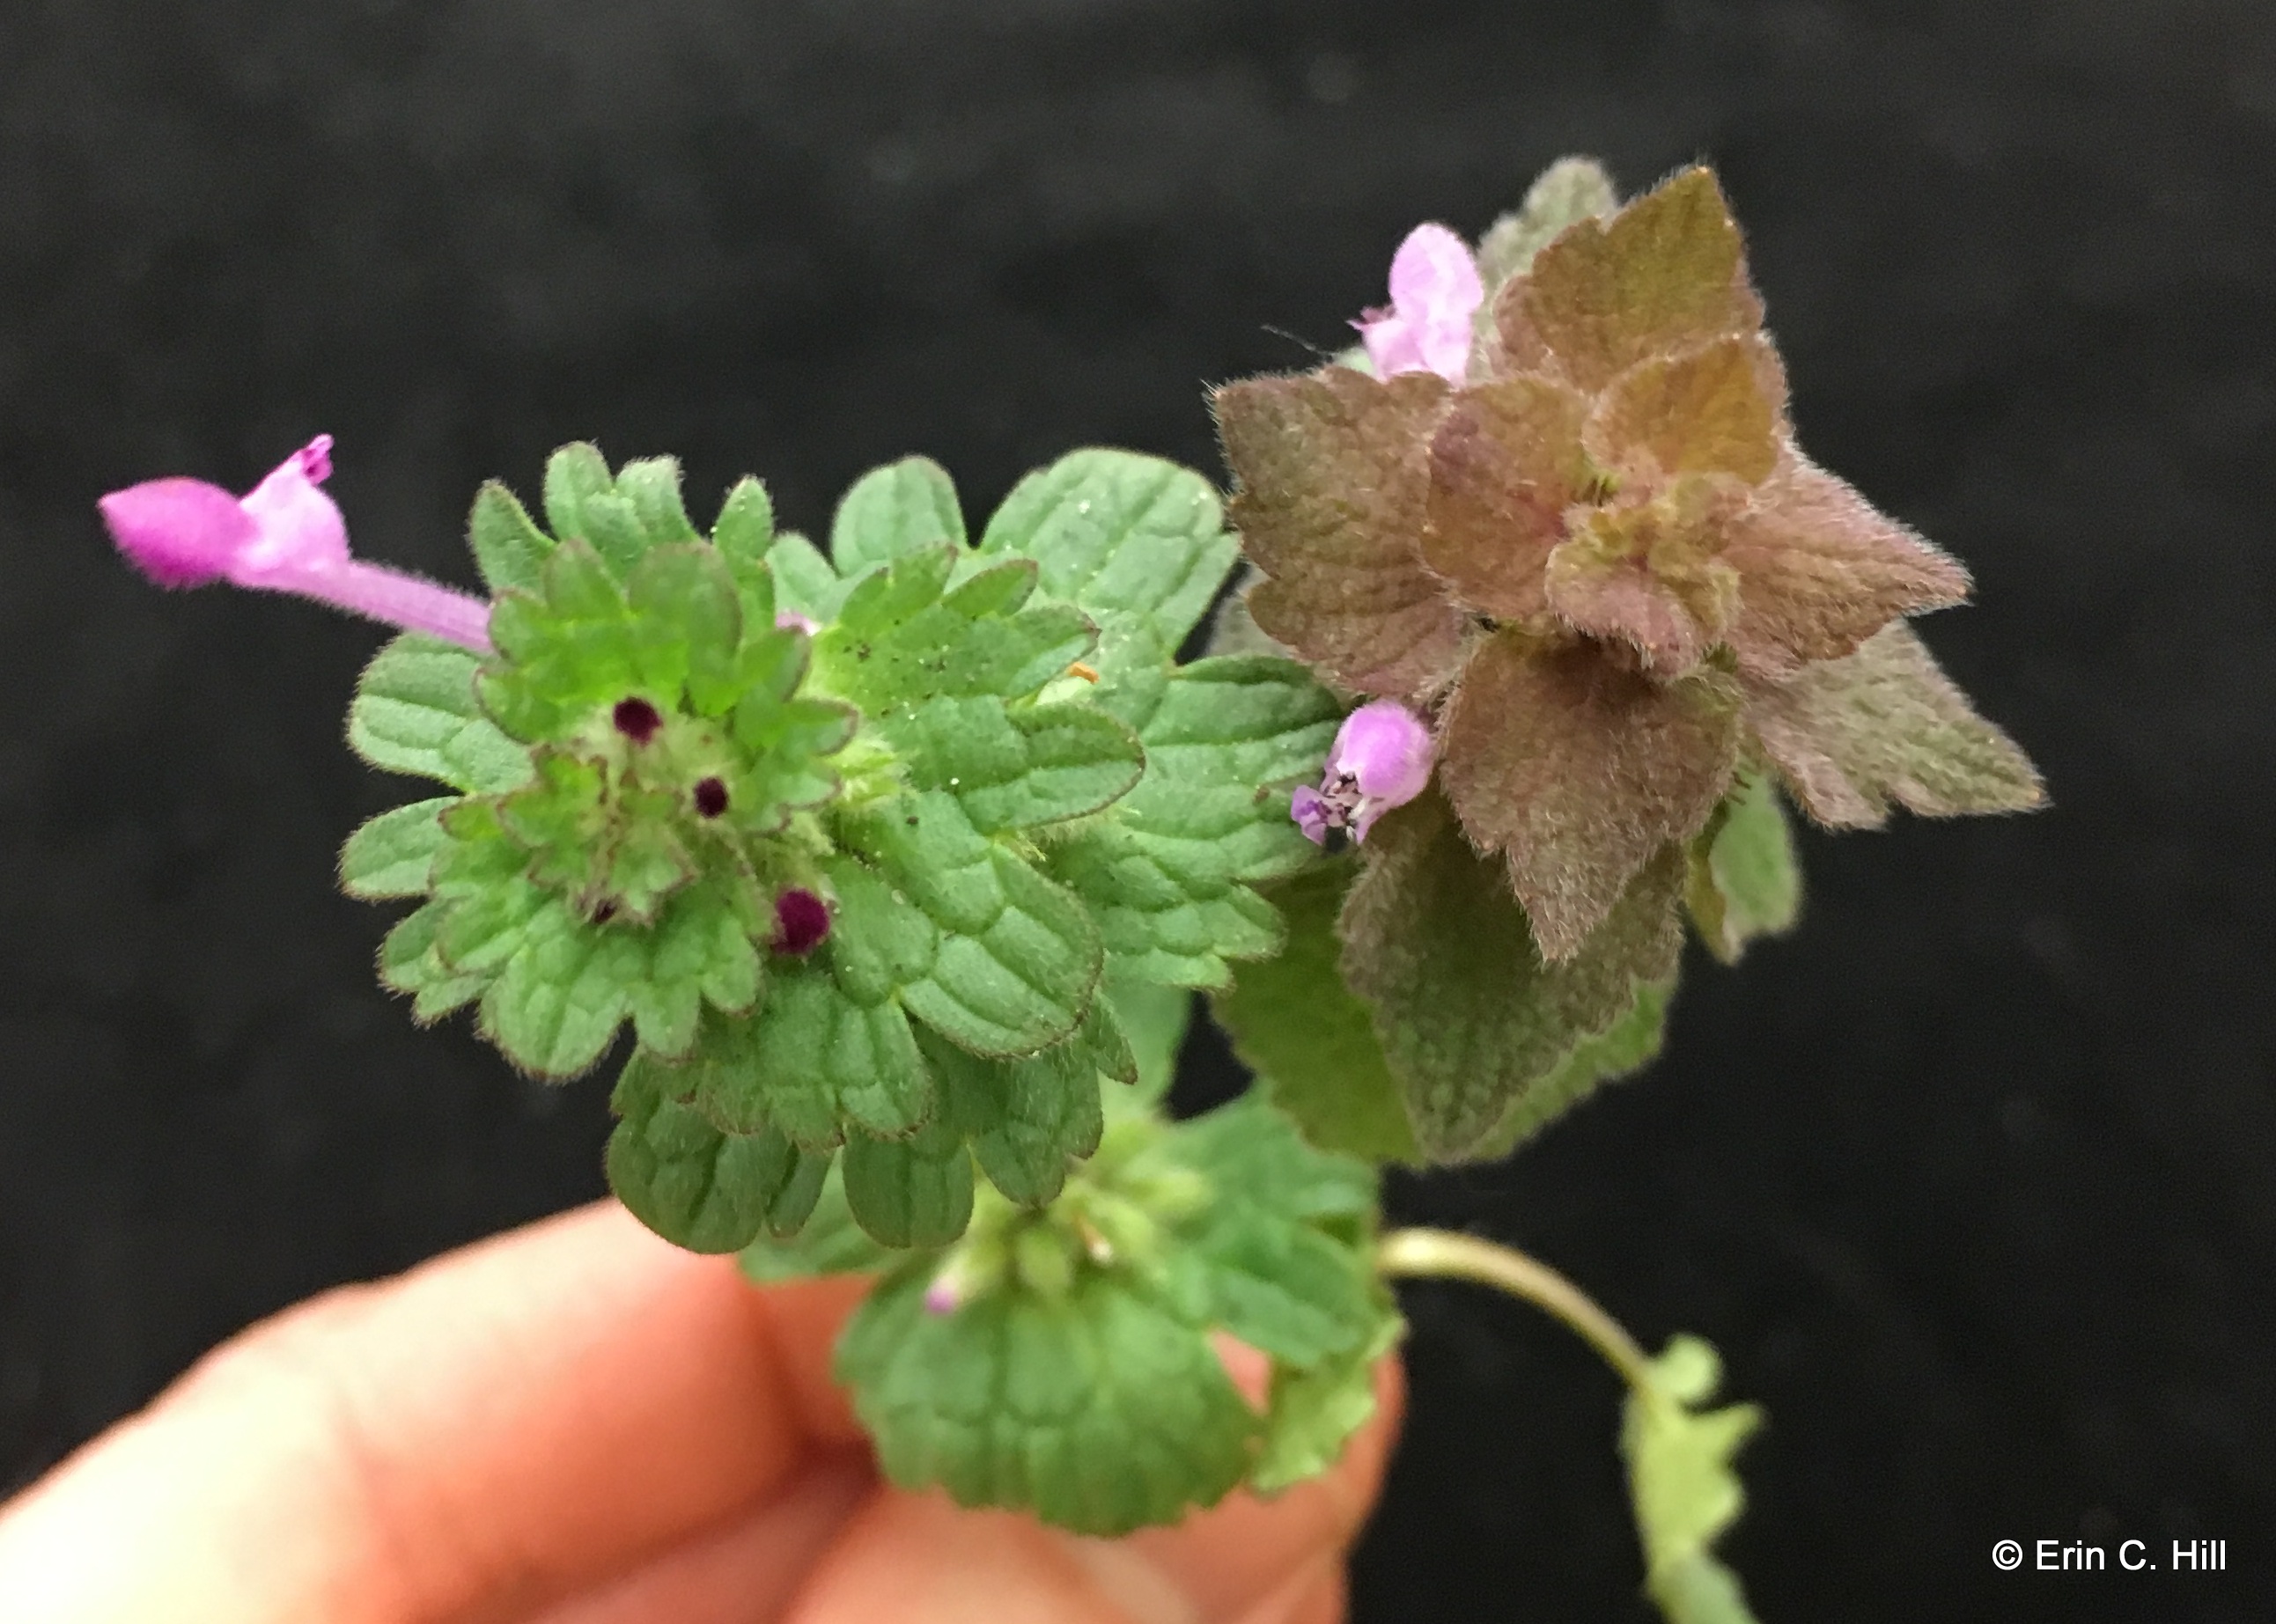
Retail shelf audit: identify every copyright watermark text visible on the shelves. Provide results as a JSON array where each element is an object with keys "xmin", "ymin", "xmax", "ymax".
[{"xmin": 1992, "ymin": 1538, "xmax": 2229, "ymax": 1574}]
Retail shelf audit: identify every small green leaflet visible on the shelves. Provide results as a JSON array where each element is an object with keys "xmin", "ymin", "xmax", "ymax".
[
  {"xmin": 739, "ymin": 1163, "xmax": 897, "ymax": 1282},
  {"xmin": 339, "ymin": 797, "xmax": 456, "ymax": 900},
  {"xmin": 1685, "ymin": 771, "xmax": 1801, "ymax": 964},
  {"xmin": 348, "ymin": 636, "xmax": 532, "ymax": 793},
  {"xmin": 1623, "ymin": 1336, "xmax": 1765, "ymax": 1624},
  {"xmin": 831, "ymin": 455, "xmax": 966, "ymax": 577},
  {"xmin": 808, "ymin": 545, "xmax": 1093, "ymax": 715},
  {"xmin": 1212, "ymin": 859, "xmax": 1422, "ymax": 1165}
]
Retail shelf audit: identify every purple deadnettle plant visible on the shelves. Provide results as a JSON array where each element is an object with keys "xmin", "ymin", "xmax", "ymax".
[{"xmin": 96, "ymin": 158, "xmax": 2039, "ymax": 1624}]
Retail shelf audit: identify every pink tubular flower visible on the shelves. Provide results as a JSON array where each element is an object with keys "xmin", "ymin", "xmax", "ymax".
[
  {"xmin": 99, "ymin": 437, "xmax": 494, "ymax": 652},
  {"xmin": 1353, "ymin": 224, "xmax": 1485, "ymax": 386},
  {"xmin": 1292, "ymin": 700, "xmax": 1434, "ymax": 849}
]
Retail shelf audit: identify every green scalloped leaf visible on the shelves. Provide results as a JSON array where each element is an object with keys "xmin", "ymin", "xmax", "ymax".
[
  {"xmin": 920, "ymin": 998, "xmax": 1131, "ymax": 1209},
  {"xmin": 1623, "ymin": 1337, "xmax": 1765, "ymax": 1624},
  {"xmin": 349, "ymin": 636, "xmax": 533, "ymax": 793},
  {"xmin": 340, "ymin": 797, "xmax": 456, "ymax": 901},
  {"xmin": 979, "ymin": 449, "xmax": 1240, "ymax": 681},
  {"xmin": 418, "ymin": 804, "xmax": 765, "ymax": 1077},
  {"xmin": 606, "ymin": 1055, "xmax": 820, "ymax": 1253},
  {"xmin": 739, "ymin": 1163, "xmax": 897, "ymax": 1280},
  {"xmin": 837, "ymin": 793, "xmax": 1102, "ymax": 1059},
  {"xmin": 830, "ymin": 1089, "xmax": 1392, "ymax": 1532},
  {"xmin": 832, "ymin": 456, "xmax": 966, "ymax": 578},
  {"xmin": 378, "ymin": 900, "xmax": 487, "ymax": 1021},
  {"xmin": 838, "ymin": 1268, "xmax": 1261, "ymax": 1537},
  {"xmin": 1045, "ymin": 657, "xmax": 1341, "ymax": 989},
  {"xmin": 883, "ymin": 696, "xmax": 1143, "ymax": 834},
  {"xmin": 843, "ymin": 1117, "xmax": 976, "ymax": 1249},
  {"xmin": 1252, "ymin": 1302, "xmax": 1401, "ymax": 1495}
]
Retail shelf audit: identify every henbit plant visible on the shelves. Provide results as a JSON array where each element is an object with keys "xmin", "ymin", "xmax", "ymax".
[{"xmin": 99, "ymin": 158, "xmax": 2040, "ymax": 1623}]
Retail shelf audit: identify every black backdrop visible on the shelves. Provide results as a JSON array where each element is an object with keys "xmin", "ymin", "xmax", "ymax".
[{"xmin": 3, "ymin": 3, "xmax": 2272, "ymax": 1620}]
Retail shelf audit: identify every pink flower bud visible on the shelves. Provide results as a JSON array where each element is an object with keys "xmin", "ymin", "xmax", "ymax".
[
  {"xmin": 771, "ymin": 887, "xmax": 831, "ymax": 955},
  {"xmin": 1292, "ymin": 700, "xmax": 1433, "ymax": 849},
  {"xmin": 99, "ymin": 437, "xmax": 493, "ymax": 652},
  {"xmin": 1353, "ymin": 224, "xmax": 1484, "ymax": 386},
  {"xmin": 776, "ymin": 610, "xmax": 819, "ymax": 636}
]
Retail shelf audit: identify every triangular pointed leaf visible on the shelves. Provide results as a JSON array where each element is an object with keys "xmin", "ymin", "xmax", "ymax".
[
  {"xmin": 1438, "ymin": 631, "xmax": 1740, "ymax": 959},
  {"xmin": 1499, "ymin": 166, "xmax": 1760, "ymax": 393},
  {"xmin": 1746, "ymin": 621, "xmax": 2044, "ymax": 828},
  {"xmin": 1472, "ymin": 975, "xmax": 1674, "ymax": 1159},
  {"xmin": 1721, "ymin": 452, "xmax": 1970, "ymax": 679}
]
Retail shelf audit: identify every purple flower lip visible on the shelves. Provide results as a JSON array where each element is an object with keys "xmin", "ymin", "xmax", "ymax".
[
  {"xmin": 1352, "ymin": 224, "xmax": 1484, "ymax": 386},
  {"xmin": 99, "ymin": 436, "xmax": 494, "ymax": 652},
  {"xmin": 1292, "ymin": 700, "xmax": 1434, "ymax": 849},
  {"xmin": 692, "ymin": 776, "xmax": 730, "ymax": 819}
]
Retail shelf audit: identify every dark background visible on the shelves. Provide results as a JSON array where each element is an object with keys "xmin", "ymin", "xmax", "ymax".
[{"xmin": 2, "ymin": 1, "xmax": 2271, "ymax": 1619}]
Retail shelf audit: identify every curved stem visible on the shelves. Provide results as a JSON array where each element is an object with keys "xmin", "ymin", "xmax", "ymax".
[{"xmin": 1376, "ymin": 1227, "xmax": 1654, "ymax": 1391}]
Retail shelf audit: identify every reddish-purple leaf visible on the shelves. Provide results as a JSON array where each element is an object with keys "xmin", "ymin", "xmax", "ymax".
[
  {"xmin": 1722, "ymin": 452, "xmax": 1971, "ymax": 678},
  {"xmin": 1437, "ymin": 630, "xmax": 1741, "ymax": 959},
  {"xmin": 1420, "ymin": 371, "xmax": 1593, "ymax": 621},
  {"xmin": 1214, "ymin": 368, "xmax": 1469, "ymax": 700}
]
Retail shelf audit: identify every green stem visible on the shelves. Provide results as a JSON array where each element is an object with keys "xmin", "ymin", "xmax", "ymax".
[{"xmin": 1376, "ymin": 1227, "xmax": 1654, "ymax": 1392}]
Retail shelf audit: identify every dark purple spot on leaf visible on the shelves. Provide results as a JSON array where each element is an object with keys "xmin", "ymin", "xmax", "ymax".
[
  {"xmin": 693, "ymin": 776, "xmax": 729, "ymax": 819},
  {"xmin": 592, "ymin": 900, "xmax": 620, "ymax": 925},
  {"xmin": 614, "ymin": 697, "xmax": 662, "ymax": 744},
  {"xmin": 773, "ymin": 888, "xmax": 830, "ymax": 955}
]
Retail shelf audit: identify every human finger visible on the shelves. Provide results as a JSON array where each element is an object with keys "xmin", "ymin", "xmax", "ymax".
[{"xmin": 0, "ymin": 1201, "xmax": 872, "ymax": 1624}]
